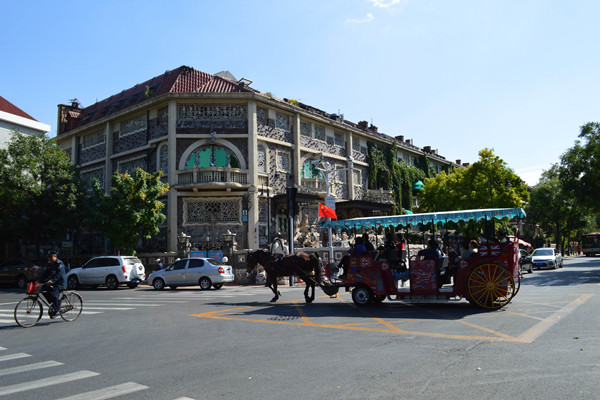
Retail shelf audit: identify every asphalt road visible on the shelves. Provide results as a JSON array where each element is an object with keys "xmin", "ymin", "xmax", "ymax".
[{"xmin": 1, "ymin": 255, "xmax": 599, "ymax": 400}]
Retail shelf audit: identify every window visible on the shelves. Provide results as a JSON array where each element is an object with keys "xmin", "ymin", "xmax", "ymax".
[
  {"xmin": 314, "ymin": 125, "xmax": 325, "ymax": 141},
  {"xmin": 277, "ymin": 152, "xmax": 290, "ymax": 172},
  {"xmin": 120, "ymin": 115, "xmax": 147, "ymax": 138},
  {"xmin": 185, "ymin": 145, "xmax": 240, "ymax": 169},
  {"xmin": 301, "ymin": 160, "xmax": 324, "ymax": 179},
  {"xmin": 159, "ymin": 144, "xmax": 168, "ymax": 174},
  {"xmin": 300, "ymin": 121, "xmax": 310, "ymax": 137},
  {"xmin": 353, "ymin": 169, "xmax": 362, "ymax": 185},
  {"xmin": 189, "ymin": 259, "xmax": 204, "ymax": 268},
  {"xmin": 334, "ymin": 132, "xmax": 344, "ymax": 146},
  {"xmin": 171, "ymin": 260, "xmax": 187, "ymax": 270},
  {"xmin": 257, "ymin": 107, "xmax": 268, "ymax": 126}
]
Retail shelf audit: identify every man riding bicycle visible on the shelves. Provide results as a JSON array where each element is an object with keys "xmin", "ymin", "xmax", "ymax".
[{"xmin": 41, "ymin": 251, "xmax": 66, "ymax": 319}]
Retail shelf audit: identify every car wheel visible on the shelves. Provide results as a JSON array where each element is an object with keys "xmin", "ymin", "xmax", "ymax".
[
  {"xmin": 67, "ymin": 275, "xmax": 79, "ymax": 290},
  {"xmin": 106, "ymin": 275, "xmax": 119, "ymax": 290},
  {"xmin": 127, "ymin": 283, "xmax": 138, "ymax": 289},
  {"xmin": 152, "ymin": 278, "xmax": 165, "ymax": 290},
  {"xmin": 213, "ymin": 283, "xmax": 223, "ymax": 290},
  {"xmin": 16, "ymin": 275, "xmax": 27, "ymax": 289},
  {"xmin": 199, "ymin": 277, "xmax": 212, "ymax": 290}
]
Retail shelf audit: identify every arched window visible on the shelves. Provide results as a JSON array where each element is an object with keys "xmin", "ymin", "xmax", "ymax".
[{"xmin": 184, "ymin": 145, "xmax": 240, "ymax": 169}]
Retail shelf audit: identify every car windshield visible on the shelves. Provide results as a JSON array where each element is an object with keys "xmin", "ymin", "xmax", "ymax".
[{"xmin": 533, "ymin": 249, "xmax": 553, "ymax": 256}]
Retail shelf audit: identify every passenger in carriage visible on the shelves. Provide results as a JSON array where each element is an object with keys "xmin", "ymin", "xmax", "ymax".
[
  {"xmin": 417, "ymin": 239, "xmax": 443, "ymax": 261},
  {"xmin": 338, "ymin": 237, "xmax": 367, "ymax": 279},
  {"xmin": 362, "ymin": 233, "xmax": 375, "ymax": 253},
  {"xmin": 495, "ymin": 230, "xmax": 510, "ymax": 243},
  {"xmin": 461, "ymin": 240, "xmax": 479, "ymax": 259}
]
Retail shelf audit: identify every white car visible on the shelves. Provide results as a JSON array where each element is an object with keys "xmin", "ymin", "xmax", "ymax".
[
  {"xmin": 147, "ymin": 257, "xmax": 234, "ymax": 290},
  {"xmin": 531, "ymin": 247, "xmax": 563, "ymax": 270},
  {"xmin": 67, "ymin": 256, "xmax": 146, "ymax": 290}
]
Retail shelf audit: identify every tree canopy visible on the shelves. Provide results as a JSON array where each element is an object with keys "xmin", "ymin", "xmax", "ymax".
[
  {"xmin": 559, "ymin": 122, "xmax": 600, "ymax": 213},
  {"xmin": 0, "ymin": 131, "xmax": 81, "ymax": 253},
  {"xmin": 418, "ymin": 148, "xmax": 529, "ymax": 212},
  {"xmin": 89, "ymin": 168, "xmax": 169, "ymax": 255}
]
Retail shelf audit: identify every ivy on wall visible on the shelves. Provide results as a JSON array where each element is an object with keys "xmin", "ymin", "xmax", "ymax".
[{"xmin": 367, "ymin": 142, "xmax": 427, "ymax": 214}]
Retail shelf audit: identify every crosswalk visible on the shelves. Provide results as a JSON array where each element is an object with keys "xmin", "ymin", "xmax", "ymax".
[
  {"xmin": 0, "ymin": 287, "xmax": 262, "ymax": 326},
  {"xmin": 0, "ymin": 345, "xmax": 199, "ymax": 399},
  {"xmin": 0, "ymin": 288, "xmax": 266, "ymax": 398}
]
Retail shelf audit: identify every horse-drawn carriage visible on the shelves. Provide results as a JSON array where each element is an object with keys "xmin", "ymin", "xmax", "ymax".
[{"xmin": 247, "ymin": 207, "xmax": 525, "ymax": 310}]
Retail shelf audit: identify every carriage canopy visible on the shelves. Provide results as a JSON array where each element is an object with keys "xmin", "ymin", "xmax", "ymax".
[{"xmin": 319, "ymin": 207, "xmax": 526, "ymax": 230}]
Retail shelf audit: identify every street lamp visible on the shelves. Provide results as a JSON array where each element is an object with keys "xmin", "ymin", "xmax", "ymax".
[{"xmin": 260, "ymin": 184, "xmax": 270, "ymax": 246}]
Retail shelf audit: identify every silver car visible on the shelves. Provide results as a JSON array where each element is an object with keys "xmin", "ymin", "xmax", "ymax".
[{"xmin": 147, "ymin": 258, "xmax": 234, "ymax": 290}]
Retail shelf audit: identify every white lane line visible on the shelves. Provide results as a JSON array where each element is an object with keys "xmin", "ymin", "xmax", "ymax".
[
  {"xmin": 173, "ymin": 397, "xmax": 196, "ymax": 400},
  {"xmin": 0, "ymin": 370, "xmax": 99, "ymax": 396},
  {"xmin": 0, "ymin": 346, "xmax": 5, "ymax": 350},
  {"xmin": 0, "ymin": 361, "xmax": 63, "ymax": 377},
  {"xmin": 82, "ymin": 307, "xmax": 134, "ymax": 310},
  {"xmin": 0, "ymin": 320, "xmax": 14, "ymax": 324},
  {"xmin": 0, "ymin": 353, "xmax": 30, "ymax": 362},
  {"xmin": 84, "ymin": 303, "xmax": 161, "ymax": 307},
  {"xmin": 0, "ymin": 302, "xmax": 18, "ymax": 306},
  {"xmin": 57, "ymin": 381, "xmax": 148, "ymax": 400}
]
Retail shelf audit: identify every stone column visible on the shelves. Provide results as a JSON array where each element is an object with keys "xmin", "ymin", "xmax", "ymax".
[
  {"xmin": 167, "ymin": 100, "xmax": 178, "ymax": 253},
  {"xmin": 247, "ymin": 100, "xmax": 259, "ymax": 249},
  {"xmin": 293, "ymin": 113, "xmax": 301, "ymax": 186}
]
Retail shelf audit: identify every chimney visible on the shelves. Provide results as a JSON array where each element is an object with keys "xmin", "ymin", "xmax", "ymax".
[
  {"xmin": 358, "ymin": 120, "xmax": 368, "ymax": 130},
  {"xmin": 463, "ymin": 163, "xmax": 470, "ymax": 167},
  {"xmin": 395, "ymin": 135, "xmax": 404, "ymax": 142},
  {"xmin": 368, "ymin": 124, "xmax": 378, "ymax": 133},
  {"xmin": 455, "ymin": 159, "xmax": 461, "ymax": 165},
  {"xmin": 423, "ymin": 146, "xmax": 431, "ymax": 153}
]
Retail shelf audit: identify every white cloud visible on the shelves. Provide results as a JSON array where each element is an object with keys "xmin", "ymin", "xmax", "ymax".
[
  {"xmin": 369, "ymin": 0, "xmax": 405, "ymax": 8},
  {"xmin": 346, "ymin": 13, "xmax": 375, "ymax": 23}
]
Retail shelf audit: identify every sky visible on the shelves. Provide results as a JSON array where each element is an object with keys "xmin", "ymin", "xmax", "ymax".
[{"xmin": 2, "ymin": 0, "xmax": 599, "ymax": 186}]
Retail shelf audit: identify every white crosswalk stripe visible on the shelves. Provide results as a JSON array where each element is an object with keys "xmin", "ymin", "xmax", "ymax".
[
  {"xmin": 0, "ymin": 347, "xmax": 196, "ymax": 399},
  {"xmin": 57, "ymin": 381, "xmax": 149, "ymax": 400}
]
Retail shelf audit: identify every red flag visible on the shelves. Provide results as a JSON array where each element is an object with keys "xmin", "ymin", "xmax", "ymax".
[{"xmin": 318, "ymin": 203, "xmax": 337, "ymax": 219}]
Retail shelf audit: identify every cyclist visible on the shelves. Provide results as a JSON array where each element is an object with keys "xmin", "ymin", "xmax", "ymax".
[{"xmin": 41, "ymin": 251, "xmax": 67, "ymax": 319}]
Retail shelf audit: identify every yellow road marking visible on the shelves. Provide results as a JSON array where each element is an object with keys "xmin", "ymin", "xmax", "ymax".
[{"xmin": 190, "ymin": 293, "xmax": 593, "ymax": 343}]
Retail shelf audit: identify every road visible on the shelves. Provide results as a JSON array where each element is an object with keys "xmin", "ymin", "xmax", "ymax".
[{"xmin": 1, "ymin": 256, "xmax": 599, "ymax": 400}]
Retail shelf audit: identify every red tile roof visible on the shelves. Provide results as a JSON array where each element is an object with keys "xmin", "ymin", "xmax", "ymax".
[
  {"xmin": 75, "ymin": 66, "xmax": 256, "ymax": 127},
  {"xmin": 0, "ymin": 96, "xmax": 38, "ymax": 121}
]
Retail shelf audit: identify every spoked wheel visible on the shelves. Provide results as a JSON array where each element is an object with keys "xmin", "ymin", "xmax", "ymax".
[
  {"xmin": 60, "ymin": 292, "xmax": 83, "ymax": 322},
  {"xmin": 14, "ymin": 297, "xmax": 43, "ymax": 328},
  {"xmin": 467, "ymin": 264, "xmax": 516, "ymax": 309}
]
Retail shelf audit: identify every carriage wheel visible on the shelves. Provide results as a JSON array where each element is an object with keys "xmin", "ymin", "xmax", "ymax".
[
  {"xmin": 321, "ymin": 285, "xmax": 339, "ymax": 296},
  {"xmin": 467, "ymin": 263, "xmax": 516, "ymax": 310},
  {"xmin": 352, "ymin": 285, "xmax": 373, "ymax": 306}
]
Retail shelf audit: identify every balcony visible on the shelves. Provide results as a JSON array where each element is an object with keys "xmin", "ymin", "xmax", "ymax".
[
  {"xmin": 300, "ymin": 177, "xmax": 327, "ymax": 194},
  {"xmin": 354, "ymin": 187, "xmax": 395, "ymax": 204},
  {"xmin": 176, "ymin": 167, "xmax": 249, "ymax": 190}
]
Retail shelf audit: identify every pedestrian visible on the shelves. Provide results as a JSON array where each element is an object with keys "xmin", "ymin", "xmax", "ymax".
[{"xmin": 155, "ymin": 258, "xmax": 164, "ymax": 271}]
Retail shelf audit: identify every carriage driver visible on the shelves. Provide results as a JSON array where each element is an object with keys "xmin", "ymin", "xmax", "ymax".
[{"xmin": 41, "ymin": 251, "xmax": 67, "ymax": 319}]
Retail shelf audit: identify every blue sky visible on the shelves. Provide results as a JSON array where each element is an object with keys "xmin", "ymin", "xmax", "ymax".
[{"xmin": 2, "ymin": 0, "xmax": 599, "ymax": 185}]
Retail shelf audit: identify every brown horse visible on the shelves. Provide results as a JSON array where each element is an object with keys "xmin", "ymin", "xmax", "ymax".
[{"xmin": 246, "ymin": 249, "xmax": 322, "ymax": 303}]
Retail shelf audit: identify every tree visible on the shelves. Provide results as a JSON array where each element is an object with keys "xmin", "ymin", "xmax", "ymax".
[
  {"xmin": 90, "ymin": 168, "xmax": 169, "ymax": 255},
  {"xmin": 526, "ymin": 166, "xmax": 587, "ymax": 253},
  {"xmin": 418, "ymin": 148, "xmax": 529, "ymax": 212},
  {"xmin": 0, "ymin": 131, "xmax": 81, "ymax": 255},
  {"xmin": 559, "ymin": 122, "xmax": 600, "ymax": 213}
]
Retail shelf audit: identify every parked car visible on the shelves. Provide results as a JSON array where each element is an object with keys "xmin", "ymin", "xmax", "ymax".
[
  {"xmin": 66, "ymin": 256, "xmax": 146, "ymax": 290},
  {"xmin": 147, "ymin": 257, "xmax": 234, "ymax": 290},
  {"xmin": 0, "ymin": 259, "xmax": 47, "ymax": 289},
  {"xmin": 531, "ymin": 247, "xmax": 563, "ymax": 270},
  {"xmin": 518, "ymin": 249, "xmax": 533, "ymax": 274}
]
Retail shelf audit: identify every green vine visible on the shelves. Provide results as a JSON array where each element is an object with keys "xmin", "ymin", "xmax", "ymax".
[{"xmin": 368, "ymin": 142, "xmax": 427, "ymax": 214}]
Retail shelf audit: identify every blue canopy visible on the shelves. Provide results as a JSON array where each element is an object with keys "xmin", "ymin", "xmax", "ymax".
[{"xmin": 320, "ymin": 207, "xmax": 526, "ymax": 230}]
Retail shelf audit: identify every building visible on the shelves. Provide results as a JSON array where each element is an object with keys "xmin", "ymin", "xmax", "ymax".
[
  {"xmin": 55, "ymin": 66, "xmax": 459, "ymax": 255},
  {"xmin": 0, "ymin": 96, "xmax": 51, "ymax": 148}
]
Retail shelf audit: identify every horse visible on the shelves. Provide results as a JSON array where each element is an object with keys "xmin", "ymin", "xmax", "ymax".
[{"xmin": 246, "ymin": 249, "xmax": 323, "ymax": 303}]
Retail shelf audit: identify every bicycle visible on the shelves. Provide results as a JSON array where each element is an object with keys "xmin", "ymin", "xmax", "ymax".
[{"xmin": 14, "ymin": 282, "xmax": 83, "ymax": 328}]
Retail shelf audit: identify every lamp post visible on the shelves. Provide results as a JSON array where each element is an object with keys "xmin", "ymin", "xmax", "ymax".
[{"xmin": 260, "ymin": 184, "xmax": 270, "ymax": 246}]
